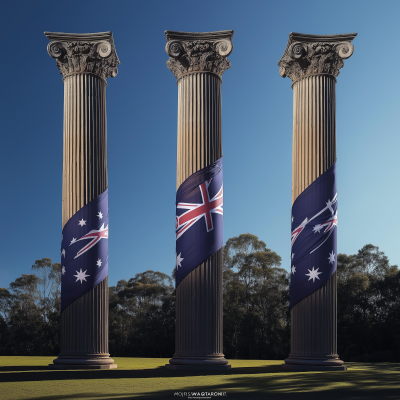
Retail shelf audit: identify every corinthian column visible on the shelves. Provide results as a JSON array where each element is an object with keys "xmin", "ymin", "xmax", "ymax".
[
  {"xmin": 45, "ymin": 31, "xmax": 119, "ymax": 369},
  {"xmin": 278, "ymin": 32, "xmax": 356, "ymax": 371},
  {"xmin": 165, "ymin": 31, "xmax": 233, "ymax": 370}
]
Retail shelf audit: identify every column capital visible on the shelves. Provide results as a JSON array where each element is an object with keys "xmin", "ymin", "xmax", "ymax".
[
  {"xmin": 44, "ymin": 31, "xmax": 120, "ymax": 81},
  {"xmin": 278, "ymin": 32, "xmax": 357, "ymax": 84},
  {"xmin": 165, "ymin": 30, "xmax": 234, "ymax": 81}
]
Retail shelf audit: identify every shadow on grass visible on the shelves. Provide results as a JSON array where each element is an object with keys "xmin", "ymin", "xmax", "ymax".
[
  {"xmin": 347, "ymin": 362, "xmax": 400, "ymax": 372},
  {"xmin": 20, "ymin": 370, "xmax": 400, "ymax": 400},
  {"xmin": 0, "ymin": 366, "xmax": 50, "ymax": 372},
  {"xmin": 0, "ymin": 364, "xmax": 284, "ymax": 382}
]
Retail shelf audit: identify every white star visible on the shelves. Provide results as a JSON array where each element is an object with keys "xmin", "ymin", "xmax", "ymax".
[
  {"xmin": 78, "ymin": 219, "xmax": 86, "ymax": 227},
  {"xmin": 97, "ymin": 211, "xmax": 103, "ymax": 220},
  {"xmin": 61, "ymin": 249, "xmax": 66, "ymax": 258},
  {"xmin": 291, "ymin": 265, "xmax": 296, "ymax": 274},
  {"xmin": 326, "ymin": 199, "xmax": 334, "ymax": 214},
  {"xmin": 291, "ymin": 252, "xmax": 295, "ymax": 260},
  {"xmin": 70, "ymin": 237, "xmax": 77, "ymax": 245},
  {"xmin": 176, "ymin": 253, "xmax": 184, "ymax": 270},
  {"xmin": 305, "ymin": 267, "xmax": 322, "ymax": 283},
  {"xmin": 292, "ymin": 215, "xmax": 294, "ymax": 223},
  {"xmin": 328, "ymin": 251, "xmax": 336, "ymax": 264},
  {"xmin": 96, "ymin": 258, "xmax": 102, "ymax": 267},
  {"xmin": 313, "ymin": 224, "xmax": 323, "ymax": 233},
  {"xmin": 61, "ymin": 266, "xmax": 66, "ymax": 275},
  {"xmin": 73, "ymin": 269, "xmax": 90, "ymax": 284}
]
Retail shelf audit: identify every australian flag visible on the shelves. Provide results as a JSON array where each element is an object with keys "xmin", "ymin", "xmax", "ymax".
[
  {"xmin": 175, "ymin": 157, "xmax": 223, "ymax": 286},
  {"xmin": 290, "ymin": 162, "xmax": 337, "ymax": 309},
  {"xmin": 60, "ymin": 189, "xmax": 109, "ymax": 312}
]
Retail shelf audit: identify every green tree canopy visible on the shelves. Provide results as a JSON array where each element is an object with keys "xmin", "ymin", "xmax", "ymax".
[
  {"xmin": 223, "ymin": 233, "xmax": 289, "ymax": 360},
  {"xmin": 0, "ymin": 258, "xmax": 61, "ymax": 356},
  {"xmin": 338, "ymin": 244, "xmax": 400, "ymax": 361}
]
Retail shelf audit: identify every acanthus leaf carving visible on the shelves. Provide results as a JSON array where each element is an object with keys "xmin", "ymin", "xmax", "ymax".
[
  {"xmin": 166, "ymin": 38, "xmax": 233, "ymax": 80},
  {"xmin": 47, "ymin": 39, "xmax": 119, "ymax": 80},
  {"xmin": 278, "ymin": 33, "xmax": 356, "ymax": 84}
]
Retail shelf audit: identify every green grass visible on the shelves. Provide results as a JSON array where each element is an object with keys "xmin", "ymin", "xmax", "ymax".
[{"xmin": 0, "ymin": 356, "xmax": 399, "ymax": 399}]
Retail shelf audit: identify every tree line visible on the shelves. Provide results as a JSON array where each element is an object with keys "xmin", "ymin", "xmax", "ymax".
[{"xmin": 0, "ymin": 234, "xmax": 399, "ymax": 361}]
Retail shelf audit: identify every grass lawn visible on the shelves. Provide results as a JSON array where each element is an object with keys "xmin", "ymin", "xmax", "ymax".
[{"xmin": 0, "ymin": 356, "xmax": 399, "ymax": 399}]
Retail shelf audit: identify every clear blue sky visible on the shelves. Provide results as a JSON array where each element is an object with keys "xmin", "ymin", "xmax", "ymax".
[{"xmin": 1, "ymin": 0, "xmax": 399, "ymax": 288}]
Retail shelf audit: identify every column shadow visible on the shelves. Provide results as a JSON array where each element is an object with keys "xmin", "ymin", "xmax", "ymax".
[
  {"xmin": 15, "ymin": 370, "xmax": 400, "ymax": 400},
  {"xmin": 0, "ymin": 364, "xmax": 284, "ymax": 383}
]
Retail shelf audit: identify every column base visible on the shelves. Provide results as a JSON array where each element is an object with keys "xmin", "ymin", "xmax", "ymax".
[
  {"xmin": 166, "ymin": 355, "xmax": 231, "ymax": 370},
  {"xmin": 49, "ymin": 364, "xmax": 117, "ymax": 370},
  {"xmin": 49, "ymin": 354, "xmax": 117, "ymax": 370},
  {"xmin": 282, "ymin": 354, "xmax": 346, "ymax": 372}
]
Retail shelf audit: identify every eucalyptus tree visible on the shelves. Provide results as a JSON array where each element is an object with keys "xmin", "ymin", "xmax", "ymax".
[
  {"xmin": 0, "ymin": 258, "xmax": 61, "ymax": 355},
  {"xmin": 109, "ymin": 270, "xmax": 175, "ymax": 357},
  {"xmin": 337, "ymin": 244, "xmax": 400, "ymax": 361},
  {"xmin": 223, "ymin": 233, "xmax": 289, "ymax": 359}
]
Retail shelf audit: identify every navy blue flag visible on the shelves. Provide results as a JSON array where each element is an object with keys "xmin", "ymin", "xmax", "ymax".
[
  {"xmin": 290, "ymin": 162, "xmax": 337, "ymax": 309},
  {"xmin": 175, "ymin": 157, "xmax": 223, "ymax": 286},
  {"xmin": 60, "ymin": 189, "xmax": 109, "ymax": 312}
]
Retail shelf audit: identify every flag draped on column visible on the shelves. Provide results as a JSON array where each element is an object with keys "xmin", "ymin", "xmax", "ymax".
[
  {"xmin": 290, "ymin": 162, "xmax": 337, "ymax": 309},
  {"xmin": 61, "ymin": 189, "xmax": 109, "ymax": 311},
  {"xmin": 175, "ymin": 157, "xmax": 223, "ymax": 286}
]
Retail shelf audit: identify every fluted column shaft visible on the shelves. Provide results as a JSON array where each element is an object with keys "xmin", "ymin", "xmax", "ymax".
[
  {"xmin": 165, "ymin": 30, "xmax": 233, "ymax": 369},
  {"xmin": 292, "ymin": 75, "xmax": 336, "ymax": 202},
  {"xmin": 45, "ymin": 31, "xmax": 119, "ymax": 369},
  {"xmin": 289, "ymin": 75, "xmax": 338, "ymax": 360},
  {"xmin": 278, "ymin": 32, "xmax": 356, "ymax": 371},
  {"xmin": 59, "ymin": 73, "xmax": 111, "ymax": 360},
  {"xmin": 62, "ymin": 74, "xmax": 107, "ymax": 227},
  {"xmin": 174, "ymin": 73, "xmax": 224, "ymax": 360}
]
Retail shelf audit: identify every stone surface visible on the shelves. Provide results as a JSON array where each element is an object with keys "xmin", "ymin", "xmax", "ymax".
[
  {"xmin": 279, "ymin": 32, "xmax": 356, "ymax": 371},
  {"xmin": 49, "ymin": 364, "xmax": 117, "ymax": 370},
  {"xmin": 165, "ymin": 30, "xmax": 233, "ymax": 81},
  {"xmin": 278, "ymin": 32, "xmax": 357, "ymax": 84},
  {"xmin": 45, "ymin": 32, "xmax": 117, "ymax": 369},
  {"xmin": 166, "ymin": 32, "xmax": 232, "ymax": 369},
  {"xmin": 45, "ymin": 31, "xmax": 119, "ymax": 80},
  {"xmin": 285, "ymin": 74, "xmax": 343, "ymax": 369}
]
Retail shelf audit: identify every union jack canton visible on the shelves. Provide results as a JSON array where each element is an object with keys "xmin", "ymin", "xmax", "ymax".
[{"xmin": 175, "ymin": 158, "xmax": 223, "ymax": 286}]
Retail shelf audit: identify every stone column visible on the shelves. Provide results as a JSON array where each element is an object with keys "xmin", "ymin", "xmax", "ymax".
[
  {"xmin": 278, "ymin": 33, "xmax": 356, "ymax": 371},
  {"xmin": 45, "ymin": 31, "xmax": 119, "ymax": 369},
  {"xmin": 164, "ymin": 31, "xmax": 233, "ymax": 370}
]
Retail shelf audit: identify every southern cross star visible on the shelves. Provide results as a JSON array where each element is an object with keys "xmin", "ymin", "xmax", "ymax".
[
  {"xmin": 61, "ymin": 266, "xmax": 66, "ymax": 275},
  {"xmin": 96, "ymin": 258, "xmax": 102, "ymax": 267},
  {"xmin": 291, "ymin": 252, "xmax": 295, "ymax": 260},
  {"xmin": 74, "ymin": 269, "xmax": 90, "ymax": 284},
  {"xmin": 291, "ymin": 265, "xmax": 296, "ymax": 275},
  {"xmin": 70, "ymin": 237, "xmax": 77, "ymax": 245},
  {"xmin": 97, "ymin": 211, "xmax": 103, "ymax": 220},
  {"xmin": 176, "ymin": 253, "xmax": 184, "ymax": 270},
  {"xmin": 328, "ymin": 251, "xmax": 336, "ymax": 264},
  {"xmin": 61, "ymin": 249, "xmax": 66, "ymax": 258},
  {"xmin": 78, "ymin": 219, "xmax": 86, "ymax": 227},
  {"xmin": 305, "ymin": 267, "xmax": 322, "ymax": 283},
  {"xmin": 313, "ymin": 224, "xmax": 323, "ymax": 233}
]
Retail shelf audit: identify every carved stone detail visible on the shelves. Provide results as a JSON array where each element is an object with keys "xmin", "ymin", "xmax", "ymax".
[
  {"xmin": 45, "ymin": 32, "xmax": 120, "ymax": 80},
  {"xmin": 165, "ymin": 31, "xmax": 233, "ymax": 80},
  {"xmin": 278, "ymin": 33, "xmax": 356, "ymax": 83}
]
